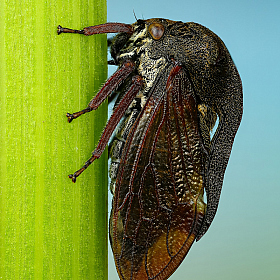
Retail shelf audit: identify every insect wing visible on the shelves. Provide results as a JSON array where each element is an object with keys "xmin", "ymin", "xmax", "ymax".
[{"xmin": 110, "ymin": 65, "xmax": 207, "ymax": 280}]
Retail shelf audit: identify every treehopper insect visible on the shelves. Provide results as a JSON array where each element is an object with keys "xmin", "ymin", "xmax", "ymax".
[{"xmin": 58, "ymin": 18, "xmax": 242, "ymax": 280}]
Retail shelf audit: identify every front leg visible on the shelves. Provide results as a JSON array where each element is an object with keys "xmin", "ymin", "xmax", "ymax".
[
  {"xmin": 66, "ymin": 61, "xmax": 135, "ymax": 123},
  {"xmin": 57, "ymin": 23, "xmax": 133, "ymax": 36}
]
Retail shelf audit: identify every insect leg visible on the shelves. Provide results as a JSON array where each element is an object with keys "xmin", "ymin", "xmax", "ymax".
[
  {"xmin": 57, "ymin": 23, "xmax": 133, "ymax": 36},
  {"xmin": 66, "ymin": 61, "xmax": 135, "ymax": 123},
  {"xmin": 69, "ymin": 75, "xmax": 143, "ymax": 182}
]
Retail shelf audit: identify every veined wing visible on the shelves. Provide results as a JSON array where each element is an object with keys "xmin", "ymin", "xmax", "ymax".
[{"xmin": 110, "ymin": 64, "xmax": 207, "ymax": 280}]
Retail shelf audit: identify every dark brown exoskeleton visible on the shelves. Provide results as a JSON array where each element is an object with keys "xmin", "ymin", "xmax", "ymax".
[{"xmin": 58, "ymin": 18, "xmax": 242, "ymax": 280}]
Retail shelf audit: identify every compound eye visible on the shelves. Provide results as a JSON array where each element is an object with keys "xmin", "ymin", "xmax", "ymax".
[{"xmin": 148, "ymin": 23, "xmax": 165, "ymax": 40}]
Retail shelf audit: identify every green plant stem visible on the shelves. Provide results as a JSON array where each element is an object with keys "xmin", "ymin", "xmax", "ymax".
[{"xmin": 0, "ymin": 0, "xmax": 108, "ymax": 279}]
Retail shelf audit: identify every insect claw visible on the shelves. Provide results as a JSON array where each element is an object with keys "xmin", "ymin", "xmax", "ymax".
[
  {"xmin": 57, "ymin": 25, "xmax": 84, "ymax": 35},
  {"xmin": 68, "ymin": 174, "xmax": 77, "ymax": 183},
  {"xmin": 57, "ymin": 25, "xmax": 64, "ymax": 35},
  {"xmin": 66, "ymin": 113, "xmax": 74, "ymax": 123}
]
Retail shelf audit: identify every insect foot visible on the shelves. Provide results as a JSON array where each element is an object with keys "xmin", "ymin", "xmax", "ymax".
[
  {"xmin": 66, "ymin": 107, "xmax": 92, "ymax": 123},
  {"xmin": 57, "ymin": 25, "xmax": 64, "ymax": 35},
  {"xmin": 68, "ymin": 174, "xmax": 77, "ymax": 183},
  {"xmin": 57, "ymin": 25, "xmax": 84, "ymax": 35},
  {"xmin": 66, "ymin": 113, "xmax": 74, "ymax": 123}
]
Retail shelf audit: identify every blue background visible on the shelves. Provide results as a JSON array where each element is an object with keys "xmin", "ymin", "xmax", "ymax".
[{"xmin": 107, "ymin": 0, "xmax": 280, "ymax": 279}]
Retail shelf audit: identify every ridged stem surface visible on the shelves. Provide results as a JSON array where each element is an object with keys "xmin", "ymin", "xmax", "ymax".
[{"xmin": 0, "ymin": 0, "xmax": 108, "ymax": 279}]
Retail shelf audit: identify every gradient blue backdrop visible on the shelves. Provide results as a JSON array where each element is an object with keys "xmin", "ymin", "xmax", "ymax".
[{"xmin": 107, "ymin": 0, "xmax": 280, "ymax": 279}]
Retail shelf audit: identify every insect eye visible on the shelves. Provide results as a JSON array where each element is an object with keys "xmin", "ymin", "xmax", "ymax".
[{"xmin": 148, "ymin": 23, "xmax": 165, "ymax": 40}]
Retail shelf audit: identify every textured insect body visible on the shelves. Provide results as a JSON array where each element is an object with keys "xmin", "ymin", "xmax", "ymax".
[{"xmin": 58, "ymin": 18, "xmax": 242, "ymax": 280}]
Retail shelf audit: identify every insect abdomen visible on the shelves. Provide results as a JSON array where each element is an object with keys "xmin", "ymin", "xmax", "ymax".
[{"xmin": 109, "ymin": 98, "xmax": 142, "ymax": 194}]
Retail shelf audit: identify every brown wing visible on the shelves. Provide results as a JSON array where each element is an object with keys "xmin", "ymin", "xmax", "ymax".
[{"xmin": 110, "ymin": 64, "xmax": 207, "ymax": 280}]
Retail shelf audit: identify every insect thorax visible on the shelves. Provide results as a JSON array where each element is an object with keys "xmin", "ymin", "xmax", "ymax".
[{"xmin": 109, "ymin": 48, "xmax": 168, "ymax": 194}]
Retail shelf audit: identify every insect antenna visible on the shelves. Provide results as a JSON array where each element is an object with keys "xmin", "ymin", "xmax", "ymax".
[{"xmin": 133, "ymin": 10, "xmax": 138, "ymax": 21}]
